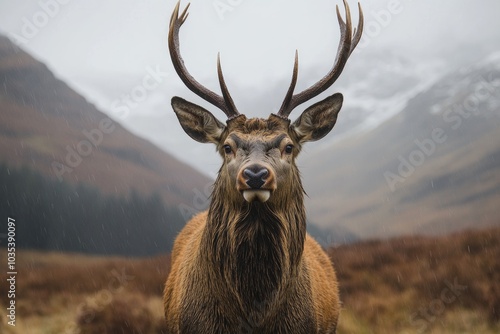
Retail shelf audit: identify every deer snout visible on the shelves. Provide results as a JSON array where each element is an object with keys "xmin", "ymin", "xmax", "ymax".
[
  {"xmin": 238, "ymin": 164, "xmax": 276, "ymax": 202},
  {"xmin": 244, "ymin": 166, "xmax": 268, "ymax": 189}
]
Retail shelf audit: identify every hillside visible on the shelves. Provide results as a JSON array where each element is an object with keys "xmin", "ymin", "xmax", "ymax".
[
  {"xmin": 303, "ymin": 53, "xmax": 500, "ymax": 238},
  {"xmin": 1, "ymin": 227, "xmax": 498, "ymax": 333},
  {"xmin": 0, "ymin": 35, "xmax": 358, "ymax": 254},
  {"xmin": 0, "ymin": 35, "xmax": 211, "ymax": 206},
  {"xmin": 0, "ymin": 35, "xmax": 218, "ymax": 255}
]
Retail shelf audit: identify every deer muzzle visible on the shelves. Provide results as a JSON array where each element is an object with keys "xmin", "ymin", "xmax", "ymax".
[{"xmin": 237, "ymin": 163, "xmax": 276, "ymax": 203}]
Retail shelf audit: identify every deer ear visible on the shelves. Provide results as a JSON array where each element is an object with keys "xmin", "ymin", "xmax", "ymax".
[
  {"xmin": 171, "ymin": 97, "xmax": 226, "ymax": 144},
  {"xmin": 291, "ymin": 93, "xmax": 343, "ymax": 143}
]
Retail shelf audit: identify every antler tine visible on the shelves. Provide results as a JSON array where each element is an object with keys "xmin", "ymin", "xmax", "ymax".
[
  {"xmin": 217, "ymin": 54, "xmax": 239, "ymax": 120},
  {"xmin": 278, "ymin": 50, "xmax": 299, "ymax": 118},
  {"xmin": 168, "ymin": 1, "xmax": 239, "ymax": 119},
  {"xmin": 277, "ymin": 1, "xmax": 363, "ymax": 119},
  {"xmin": 349, "ymin": 3, "xmax": 364, "ymax": 55},
  {"xmin": 179, "ymin": 2, "xmax": 190, "ymax": 24}
]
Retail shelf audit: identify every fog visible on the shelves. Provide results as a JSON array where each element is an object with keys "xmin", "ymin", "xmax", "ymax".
[{"xmin": 1, "ymin": 0, "xmax": 499, "ymax": 176}]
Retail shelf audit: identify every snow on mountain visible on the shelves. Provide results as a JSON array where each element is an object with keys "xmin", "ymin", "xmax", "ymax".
[
  {"xmin": 301, "ymin": 51, "xmax": 500, "ymax": 240},
  {"xmin": 316, "ymin": 50, "xmax": 448, "ymax": 147}
]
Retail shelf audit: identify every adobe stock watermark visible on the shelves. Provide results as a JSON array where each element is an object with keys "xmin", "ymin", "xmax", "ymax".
[
  {"xmin": 110, "ymin": 65, "xmax": 169, "ymax": 120},
  {"xmin": 51, "ymin": 117, "xmax": 115, "ymax": 182},
  {"xmin": 62, "ymin": 267, "xmax": 135, "ymax": 334},
  {"xmin": 213, "ymin": 0, "xmax": 410, "ymax": 45},
  {"xmin": 315, "ymin": 233, "xmax": 336, "ymax": 249},
  {"xmin": 51, "ymin": 65, "xmax": 168, "ymax": 182},
  {"xmin": 384, "ymin": 71, "xmax": 500, "ymax": 192},
  {"xmin": 213, "ymin": 0, "xmax": 245, "ymax": 21},
  {"xmin": 178, "ymin": 182, "xmax": 213, "ymax": 221},
  {"xmin": 9, "ymin": 0, "xmax": 73, "ymax": 47},
  {"xmin": 409, "ymin": 277, "xmax": 467, "ymax": 333},
  {"xmin": 355, "ymin": 0, "xmax": 413, "ymax": 53}
]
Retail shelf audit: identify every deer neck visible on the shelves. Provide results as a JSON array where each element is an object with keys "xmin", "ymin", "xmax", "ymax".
[{"xmin": 202, "ymin": 187, "xmax": 307, "ymax": 316}]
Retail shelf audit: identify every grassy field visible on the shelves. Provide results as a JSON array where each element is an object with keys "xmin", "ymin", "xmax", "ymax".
[
  {"xmin": 1, "ymin": 227, "xmax": 499, "ymax": 333},
  {"xmin": 329, "ymin": 227, "xmax": 500, "ymax": 333}
]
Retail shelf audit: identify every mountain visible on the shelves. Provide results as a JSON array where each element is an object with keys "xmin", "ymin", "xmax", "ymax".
[
  {"xmin": 0, "ymin": 35, "xmax": 361, "ymax": 254},
  {"xmin": 315, "ymin": 49, "xmax": 446, "ymax": 141},
  {"xmin": 302, "ymin": 52, "xmax": 500, "ymax": 239},
  {"xmin": 0, "ymin": 35, "xmax": 217, "ymax": 255},
  {"xmin": 0, "ymin": 35, "xmax": 211, "ymax": 206}
]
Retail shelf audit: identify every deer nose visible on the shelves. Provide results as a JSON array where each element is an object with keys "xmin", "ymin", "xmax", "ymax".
[{"xmin": 244, "ymin": 165, "xmax": 269, "ymax": 189}]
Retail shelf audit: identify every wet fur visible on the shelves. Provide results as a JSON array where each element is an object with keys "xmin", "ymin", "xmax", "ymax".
[{"xmin": 164, "ymin": 116, "xmax": 340, "ymax": 333}]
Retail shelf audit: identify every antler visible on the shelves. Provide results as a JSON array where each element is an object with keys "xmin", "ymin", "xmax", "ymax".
[
  {"xmin": 168, "ymin": 1, "xmax": 240, "ymax": 119},
  {"xmin": 277, "ymin": 0, "xmax": 364, "ymax": 119}
]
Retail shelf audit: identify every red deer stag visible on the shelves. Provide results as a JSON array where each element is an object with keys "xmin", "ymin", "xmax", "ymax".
[{"xmin": 164, "ymin": 1, "xmax": 363, "ymax": 333}]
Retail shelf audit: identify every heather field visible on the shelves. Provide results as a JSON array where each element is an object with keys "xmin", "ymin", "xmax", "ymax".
[{"xmin": 1, "ymin": 227, "xmax": 499, "ymax": 334}]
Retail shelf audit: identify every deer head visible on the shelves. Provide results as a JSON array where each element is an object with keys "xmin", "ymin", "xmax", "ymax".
[{"xmin": 169, "ymin": 1, "xmax": 363, "ymax": 205}]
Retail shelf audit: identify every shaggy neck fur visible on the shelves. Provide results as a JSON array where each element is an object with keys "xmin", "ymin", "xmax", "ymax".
[{"xmin": 201, "ymin": 171, "xmax": 307, "ymax": 322}]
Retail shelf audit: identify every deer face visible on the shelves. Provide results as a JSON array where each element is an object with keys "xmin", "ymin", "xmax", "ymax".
[
  {"xmin": 168, "ymin": 1, "xmax": 362, "ymax": 202},
  {"xmin": 171, "ymin": 94, "xmax": 343, "ymax": 203}
]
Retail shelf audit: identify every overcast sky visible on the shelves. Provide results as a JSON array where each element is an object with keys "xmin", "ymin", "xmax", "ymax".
[{"xmin": 1, "ymin": 0, "xmax": 500, "ymax": 176}]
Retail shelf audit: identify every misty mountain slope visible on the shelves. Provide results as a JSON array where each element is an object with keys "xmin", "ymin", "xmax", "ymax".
[
  {"xmin": 0, "ymin": 34, "xmax": 358, "ymax": 250},
  {"xmin": 302, "ymin": 52, "xmax": 500, "ymax": 238},
  {"xmin": 0, "ymin": 35, "xmax": 211, "ymax": 206}
]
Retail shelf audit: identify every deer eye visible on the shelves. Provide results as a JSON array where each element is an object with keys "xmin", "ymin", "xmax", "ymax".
[
  {"xmin": 284, "ymin": 144, "xmax": 294, "ymax": 154},
  {"xmin": 223, "ymin": 144, "xmax": 233, "ymax": 155}
]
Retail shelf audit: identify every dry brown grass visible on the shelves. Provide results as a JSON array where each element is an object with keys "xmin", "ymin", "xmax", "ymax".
[
  {"xmin": 330, "ymin": 227, "xmax": 500, "ymax": 333},
  {"xmin": 0, "ymin": 251, "xmax": 170, "ymax": 334},
  {"xmin": 0, "ymin": 227, "xmax": 499, "ymax": 333},
  {"xmin": 76, "ymin": 292, "xmax": 159, "ymax": 334},
  {"xmin": 0, "ymin": 251, "xmax": 170, "ymax": 301}
]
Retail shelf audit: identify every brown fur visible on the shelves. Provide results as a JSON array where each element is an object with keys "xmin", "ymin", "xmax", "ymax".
[
  {"xmin": 164, "ymin": 0, "xmax": 362, "ymax": 329},
  {"xmin": 164, "ymin": 115, "xmax": 341, "ymax": 333}
]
